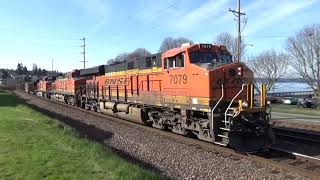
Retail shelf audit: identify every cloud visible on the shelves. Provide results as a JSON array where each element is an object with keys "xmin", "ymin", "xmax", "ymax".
[
  {"xmin": 174, "ymin": 0, "xmax": 230, "ymax": 30},
  {"xmin": 73, "ymin": 0, "xmax": 111, "ymax": 34},
  {"xmin": 135, "ymin": 0, "xmax": 317, "ymax": 37},
  {"xmin": 75, "ymin": 0, "xmax": 110, "ymax": 19},
  {"xmin": 243, "ymin": 0, "xmax": 316, "ymax": 35},
  {"xmin": 135, "ymin": 0, "xmax": 182, "ymax": 24},
  {"xmin": 134, "ymin": 0, "xmax": 232, "ymax": 32}
]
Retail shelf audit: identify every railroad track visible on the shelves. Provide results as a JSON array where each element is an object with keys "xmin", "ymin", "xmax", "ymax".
[
  {"xmin": 16, "ymin": 91, "xmax": 320, "ymax": 179},
  {"xmin": 270, "ymin": 147, "xmax": 320, "ymax": 165},
  {"xmin": 261, "ymin": 147, "xmax": 320, "ymax": 176},
  {"xmin": 272, "ymin": 126, "xmax": 320, "ymax": 144}
]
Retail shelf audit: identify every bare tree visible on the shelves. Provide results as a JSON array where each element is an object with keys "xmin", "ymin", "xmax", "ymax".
[
  {"xmin": 249, "ymin": 49, "xmax": 289, "ymax": 93},
  {"xmin": 127, "ymin": 48, "xmax": 151, "ymax": 59},
  {"xmin": 16, "ymin": 63, "xmax": 23, "ymax": 75},
  {"xmin": 0, "ymin": 69, "xmax": 9, "ymax": 79},
  {"xmin": 159, "ymin": 37, "xmax": 194, "ymax": 52},
  {"xmin": 214, "ymin": 32, "xmax": 246, "ymax": 61},
  {"xmin": 106, "ymin": 58, "xmax": 114, "ymax": 65},
  {"xmin": 107, "ymin": 48, "xmax": 151, "ymax": 64},
  {"xmin": 286, "ymin": 24, "xmax": 320, "ymax": 98},
  {"xmin": 174, "ymin": 37, "xmax": 194, "ymax": 47},
  {"xmin": 114, "ymin": 53, "xmax": 129, "ymax": 63}
]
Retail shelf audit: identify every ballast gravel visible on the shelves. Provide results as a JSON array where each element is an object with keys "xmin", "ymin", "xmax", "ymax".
[{"xmin": 15, "ymin": 91, "xmax": 307, "ymax": 180}]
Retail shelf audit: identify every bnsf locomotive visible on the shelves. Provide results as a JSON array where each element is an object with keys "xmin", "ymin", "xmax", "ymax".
[{"xmin": 21, "ymin": 43, "xmax": 273, "ymax": 152}]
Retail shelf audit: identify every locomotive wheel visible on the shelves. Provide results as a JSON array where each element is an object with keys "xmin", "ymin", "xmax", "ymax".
[
  {"xmin": 152, "ymin": 122, "xmax": 164, "ymax": 129},
  {"xmin": 96, "ymin": 106, "xmax": 101, "ymax": 113},
  {"xmin": 197, "ymin": 130, "xmax": 213, "ymax": 142},
  {"xmin": 152, "ymin": 119, "xmax": 164, "ymax": 129},
  {"xmin": 92, "ymin": 106, "xmax": 97, "ymax": 112},
  {"xmin": 172, "ymin": 124, "xmax": 187, "ymax": 135},
  {"xmin": 81, "ymin": 102, "xmax": 85, "ymax": 109}
]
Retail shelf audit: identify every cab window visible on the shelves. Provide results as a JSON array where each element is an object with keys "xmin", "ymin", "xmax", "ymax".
[
  {"xmin": 169, "ymin": 57, "xmax": 175, "ymax": 68},
  {"xmin": 164, "ymin": 53, "xmax": 184, "ymax": 69},
  {"xmin": 219, "ymin": 54, "xmax": 233, "ymax": 63},
  {"xmin": 164, "ymin": 58, "xmax": 168, "ymax": 69},
  {"xmin": 190, "ymin": 52, "xmax": 217, "ymax": 64},
  {"xmin": 175, "ymin": 54, "xmax": 184, "ymax": 67}
]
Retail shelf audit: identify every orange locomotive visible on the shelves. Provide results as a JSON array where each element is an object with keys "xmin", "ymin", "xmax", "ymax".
[
  {"xmin": 36, "ymin": 76, "xmax": 56, "ymax": 98},
  {"xmin": 79, "ymin": 43, "xmax": 273, "ymax": 152},
  {"xmin": 50, "ymin": 70, "xmax": 86, "ymax": 105}
]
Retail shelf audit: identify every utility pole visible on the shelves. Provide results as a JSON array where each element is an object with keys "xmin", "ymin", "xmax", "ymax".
[
  {"xmin": 51, "ymin": 59, "xmax": 54, "ymax": 72},
  {"xmin": 80, "ymin": 37, "xmax": 87, "ymax": 69},
  {"xmin": 229, "ymin": 0, "xmax": 246, "ymax": 62}
]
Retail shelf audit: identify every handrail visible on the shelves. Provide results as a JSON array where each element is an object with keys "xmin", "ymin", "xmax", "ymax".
[
  {"xmin": 224, "ymin": 84, "xmax": 246, "ymax": 127},
  {"xmin": 211, "ymin": 84, "xmax": 224, "ymax": 133}
]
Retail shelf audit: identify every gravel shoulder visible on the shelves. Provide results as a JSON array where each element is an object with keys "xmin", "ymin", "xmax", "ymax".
[{"xmin": 15, "ymin": 91, "xmax": 308, "ymax": 180}]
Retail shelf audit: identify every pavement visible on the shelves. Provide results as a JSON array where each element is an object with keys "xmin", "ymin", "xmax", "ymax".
[{"xmin": 271, "ymin": 111, "xmax": 320, "ymax": 124}]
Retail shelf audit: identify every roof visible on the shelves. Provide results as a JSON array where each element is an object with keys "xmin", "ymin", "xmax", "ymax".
[
  {"xmin": 161, "ymin": 44, "xmax": 193, "ymax": 59},
  {"xmin": 79, "ymin": 65, "xmax": 105, "ymax": 76}
]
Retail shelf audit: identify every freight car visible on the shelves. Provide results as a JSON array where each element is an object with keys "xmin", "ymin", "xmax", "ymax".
[{"xmin": 77, "ymin": 43, "xmax": 273, "ymax": 152}]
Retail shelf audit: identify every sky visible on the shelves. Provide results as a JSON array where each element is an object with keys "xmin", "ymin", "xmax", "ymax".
[{"xmin": 0, "ymin": 0, "xmax": 319, "ymax": 72}]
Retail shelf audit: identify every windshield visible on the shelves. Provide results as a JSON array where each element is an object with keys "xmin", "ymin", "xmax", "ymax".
[
  {"xmin": 219, "ymin": 54, "xmax": 232, "ymax": 63},
  {"xmin": 190, "ymin": 52, "xmax": 232, "ymax": 64},
  {"xmin": 190, "ymin": 52, "xmax": 217, "ymax": 64}
]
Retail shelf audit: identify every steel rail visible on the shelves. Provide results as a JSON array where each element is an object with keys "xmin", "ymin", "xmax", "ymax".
[
  {"xmin": 270, "ymin": 147, "xmax": 320, "ymax": 164},
  {"xmin": 272, "ymin": 126, "xmax": 320, "ymax": 144}
]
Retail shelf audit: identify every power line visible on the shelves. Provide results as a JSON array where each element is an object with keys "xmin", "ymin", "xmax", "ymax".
[
  {"xmin": 80, "ymin": 38, "xmax": 87, "ymax": 69},
  {"xmin": 149, "ymin": 3, "xmax": 199, "ymax": 31},
  {"xmin": 243, "ymin": 35, "xmax": 291, "ymax": 38},
  {"xmin": 118, "ymin": 0, "xmax": 187, "ymax": 37},
  {"xmin": 142, "ymin": 0, "xmax": 180, "ymax": 24}
]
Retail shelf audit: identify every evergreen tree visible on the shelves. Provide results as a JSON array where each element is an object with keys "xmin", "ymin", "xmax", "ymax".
[{"xmin": 16, "ymin": 63, "xmax": 23, "ymax": 75}]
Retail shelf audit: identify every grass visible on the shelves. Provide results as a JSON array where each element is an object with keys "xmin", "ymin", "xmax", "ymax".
[
  {"xmin": 0, "ymin": 90, "xmax": 163, "ymax": 180},
  {"xmin": 271, "ymin": 103, "xmax": 320, "ymax": 116}
]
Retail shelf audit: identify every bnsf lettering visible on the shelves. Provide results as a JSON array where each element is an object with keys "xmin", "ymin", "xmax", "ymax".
[
  {"xmin": 170, "ymin": 74, "xmax": 187, "ymax": 84},
  {"xmin": 105, "ymin": 78, "xmax": 128, "ymax": 85}
]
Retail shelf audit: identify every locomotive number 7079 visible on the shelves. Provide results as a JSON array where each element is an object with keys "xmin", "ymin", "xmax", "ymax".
[{"xmin": 170, "ymin": 74, "xmax": 187, "ymax": 84}]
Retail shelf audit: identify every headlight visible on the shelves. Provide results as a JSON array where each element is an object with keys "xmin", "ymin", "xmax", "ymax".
[
  {"xmin": 237, "ymin": 66, "xmax": 243, "ymax": 76},
  {"xmin": 242, "ymin": 101, "xmax": 248, "ymax": 108}
]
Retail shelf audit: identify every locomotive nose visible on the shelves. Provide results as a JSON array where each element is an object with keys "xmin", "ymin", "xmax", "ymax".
[{"xmin": 225, "ymin": 63, "xmax": 244, "ymax": 78}]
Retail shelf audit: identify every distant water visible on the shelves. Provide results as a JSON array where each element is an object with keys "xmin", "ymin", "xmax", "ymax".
[{"xmin": 270, "ymin": 82, "xmax": 312, "ymax": 93}]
